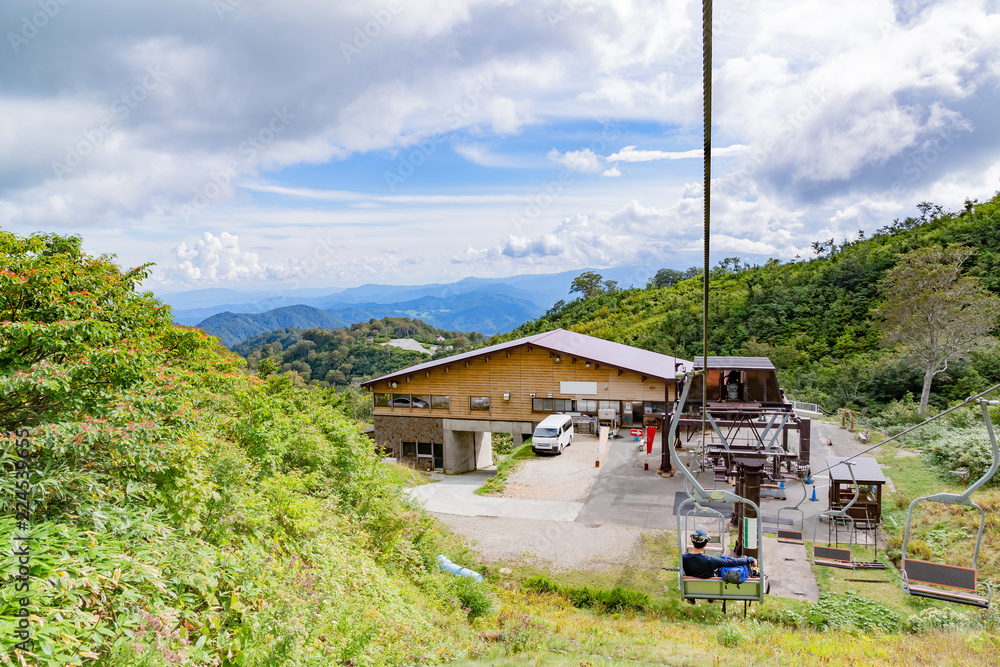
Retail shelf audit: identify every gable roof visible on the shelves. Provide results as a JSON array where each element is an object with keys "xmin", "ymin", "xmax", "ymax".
[{"xmin": 362, "ymin": 328, "xmax": 692, "ymax": 387}]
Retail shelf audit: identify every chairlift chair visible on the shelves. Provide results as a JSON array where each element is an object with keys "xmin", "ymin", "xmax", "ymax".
[
  {"xmin": 811, "ymin": 460, "xmax": 860, "ymax": 569},
  {"xmin": 776, "ymin": 479, "xmax": 808, "ymax": 545},
  {"xmin": 900, "ymin": 399, "xmax": 999, "ymax": 608},
  {"xmin": 670, "ymin": 376, "xmax": 767, "ymax": 613}
]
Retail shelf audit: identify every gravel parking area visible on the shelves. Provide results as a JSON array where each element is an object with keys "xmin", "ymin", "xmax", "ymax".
[
  {"xmin": 435, "ymin": 513, "xmax": 661, "ymax": 572},
  {"xmin": 502, "ymin": 432, "xmax": 603, "ymax": 502}
]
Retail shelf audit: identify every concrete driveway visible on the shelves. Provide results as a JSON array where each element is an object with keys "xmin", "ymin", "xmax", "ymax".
[
  {"xmin": 406, "ymin": 420, "xmax": 880, "ymax": 601},
  {"xmin": 404, "ymin": 469, "xmax": 585, "ymax": 522}
]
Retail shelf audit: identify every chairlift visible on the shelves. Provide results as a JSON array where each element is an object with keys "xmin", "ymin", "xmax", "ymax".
[
  {"xmin": 900, "ymin": 399, "xmax": 999, "ymax": 608},
  {"xmin": 776, "ymin": 479, "xmax": 808, "ymax": 545},
  {"xmin": 811, "ymin": 460, "xmax": 860, "ymax": 569},
  {"xmin": 670, "ymin": 375, "xmax": 767, "ymax": 613}
]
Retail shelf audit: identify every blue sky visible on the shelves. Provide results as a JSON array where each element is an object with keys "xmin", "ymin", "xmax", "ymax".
[{"xmin": 2, "ymin": 0, "xmax": 999, "ymax": 293}]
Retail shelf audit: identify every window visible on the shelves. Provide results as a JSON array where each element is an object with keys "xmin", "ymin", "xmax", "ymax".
[
  {"xmin": 470, "ymin": 396, "xmax": 491, "ymax": 411},
  {"xmin": 417, "ymin": 442, "xmax": 433, "ymax": 456},
  {"xmin": 402, "ymin": 442, "xmax": 417, "ymax": 457},
  {"xmin": 532, "ymin": 398, "xmax": 573, "ymax": 412},
  {"xmin": 648, "ymin": 401, "xmax": 666, "ymax": 414},
  {"xmin": 431, "ymin": 395, "xmax": 451, "ymax": 411},
  {"xmin": 532, "ymin": 398, "xmax": 553, "ymax": 412},
  {"xmin": 535, "ymin": 428, "xmax": 558, "ymax": 437},
  {"xmin": 577, "ymin": 399, "xmax": 597, "ymax": 413},
  {"xmin": 391, "ymin": 393, "xmax": 411, "ymax": 408},
  {"xmin": 374, "ymin": 393, "xmax": 390, "ymax": 407},
  {"xmin": 411, "ymin": 395, "xmax": 430, "ymax": 409}
]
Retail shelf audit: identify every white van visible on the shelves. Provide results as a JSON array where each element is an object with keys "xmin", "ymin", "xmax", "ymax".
[{"xmin": 532, "ymin": 414, "xmax": 574, "ymax": 455}]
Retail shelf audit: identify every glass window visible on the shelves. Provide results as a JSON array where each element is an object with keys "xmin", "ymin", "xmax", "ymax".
[
  {"xmin": 577, "ymin": 399, "xmax": 597, "ymax": 413},
  {"xmin": 599, "ymin": 401, "xmax": 617, "ymax": 411},
  {"xmin": 648, "ymin": 401, "xmax": 666, "ymax": 414},
  {"xmin": 470, "ymin": 396, "xmax": 491, "ymax": 411},
  {"xmin": 532, "ymin": 398, "xmax": 554, "ymax": 412},
  {"xmin": 554, "ymin": 399, "xmax": 574, "ymax": 412},
  {"xmin": 431, "ymin": 395, "xmax": 450, "ymax": 411},
  {"xmin": 391, "ymin": 393, "xmax": 411, "ymax": 408},
  {"xmin": 374, "ymin": 393, "xmax": 390, "ymax": 407},
  {"xmin": 402, "ymin": 442, "xmax": 417, "ymax": 457},
  {"xmin": 417, "ymin": 442, "xmax": 433, "ymax": 456},
  {"xmin": 535, "ymin": 428, "xmax": 558, "ymax": 437},
  {"xmin": 411, "ymin": 395, "xmax": 430, "ymax": 409}
]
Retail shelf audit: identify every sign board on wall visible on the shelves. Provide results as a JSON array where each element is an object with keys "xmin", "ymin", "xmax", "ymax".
[{"xmin": 560, "ymin": 381, "xmax": 598, "ymax": 395}]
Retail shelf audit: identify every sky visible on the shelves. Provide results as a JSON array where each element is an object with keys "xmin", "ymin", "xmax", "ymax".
[{"xmin": 2, "ymin": 0, "xmax": 1000, "ymax": 294}]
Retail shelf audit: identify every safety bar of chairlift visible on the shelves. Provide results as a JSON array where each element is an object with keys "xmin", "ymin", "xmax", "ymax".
[
  {"xmin": 670, "ymin": 373, "xmax": 766, "ymax": 583},
  {"xmin": 812, "ymin": 459, "xmax": 860, "ymax": 564},
  {"xmin": 901, "ymin": 400, "xmax": 999, "ymax": 571}
]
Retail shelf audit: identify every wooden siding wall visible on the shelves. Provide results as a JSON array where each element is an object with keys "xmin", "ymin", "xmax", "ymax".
[{"xmin": 370, "ymin": 345, "xmax": 674, "ymax": 422}]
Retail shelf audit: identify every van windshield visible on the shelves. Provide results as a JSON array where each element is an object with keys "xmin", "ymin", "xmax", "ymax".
[{"xmin": 534, "ymin": 428, "xmax": 558, "ymax": 437}]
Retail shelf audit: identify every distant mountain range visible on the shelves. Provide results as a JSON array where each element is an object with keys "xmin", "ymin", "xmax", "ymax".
[
  {"xmin": 163, "ymin": 266, "xmax": 652, "ymax": 325},
  {"xmin": 166, "ymin": 265, "xmax": 657, "ymax": 347},
  {"xmin": 196, "ymin": 290, "xmax": 544, "ymax": 346}
]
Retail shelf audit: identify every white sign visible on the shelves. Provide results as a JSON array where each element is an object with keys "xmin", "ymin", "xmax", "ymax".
[
  {"xmin": 743, "ymin": 518, "xmax": 759, "ymax": 550},
  {"xmin": 560, "ymin": 381, "xmax": 597, "ymax": 395}
]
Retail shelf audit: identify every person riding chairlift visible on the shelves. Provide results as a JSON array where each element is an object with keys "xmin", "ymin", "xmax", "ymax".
[{"xmin": 681, "ymin": 530, "xmax": 760, "ymax": 603}]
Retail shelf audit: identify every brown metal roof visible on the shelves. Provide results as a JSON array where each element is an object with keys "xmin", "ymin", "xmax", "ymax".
[
  {"xmin": 361, "ymin": 328, "xmax": 692, "ymax": 387},
  {"xmin": 825, "ymin": 457, "xmax": 886, "ymax": 484},
  {"xmin": 693, "ymin": 356, "xmax": 776, "ymax": 370}
]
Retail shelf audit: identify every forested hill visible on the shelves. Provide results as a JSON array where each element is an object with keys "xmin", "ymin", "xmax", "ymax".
[
  {"xmin": 234, "ymin": 316, "xmax": 485, "ymax": 387},
  {"xmin": 196, "ymin": 304, "xmax": 347, "ymax": 346},
  {"xmin": 502, "ymin": 194, "xmax": 1000, "ymax": 412}
]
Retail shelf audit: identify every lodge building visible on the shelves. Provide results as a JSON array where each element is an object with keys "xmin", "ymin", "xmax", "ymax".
[{"xmin": 363, "ymin": 328, "xmax": 691, "ymax": 473}]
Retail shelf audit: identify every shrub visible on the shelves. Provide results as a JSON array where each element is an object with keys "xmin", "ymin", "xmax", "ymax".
[
  {"xmin": 715, "ymin": 618, "xmax": 766, "ymax": 647},
  {"xmin": 499, "ymin": 614, "xmax": 546, "ymax": 655},
  {"xmin": 595, "ymin": 586, "xmax": 651, "ymax": 613},
  {"xmin": 925, "ymin": 426, "xmax": 999, "ymax": 487},
  {"xmin": 905, "ymin": 607, "xmax": 974, "ymax": 633},
  {"xmin": 448, "ymin": 575, "xmax": 498, "ymax": 621},
  {"xmin": 521, "ymin": 575, "xmax": 563, "ymax": 595},
  {"xmin": 806, "ymin": 591, "xmax": 900, "ymax": 633}
]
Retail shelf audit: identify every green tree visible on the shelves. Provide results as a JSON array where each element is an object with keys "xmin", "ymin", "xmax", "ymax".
[
  {"xmin": 0, "ymin": 232, "xmax": 177, "ymax": 430},
  {"xmin": 875, "ymin": 244, "xmax": 1000, "ymax": 415},
  {"xmin": 570, "ymin": 271, "xmax": 606, "ymax": 298}
]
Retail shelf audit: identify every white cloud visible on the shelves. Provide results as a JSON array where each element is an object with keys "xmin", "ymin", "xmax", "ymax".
[
  {"xmin": 171, "ymin": 232, "xmax": 281, "ymax": 283},
  {"xmin": 606, "ymin": 145, "xmax": 749, "ymax": 163},
  {"xmin": 547, "ymin": 148, "xmax": 603, "ymax": 173},
  {"xmin": 2, "ymin": 0, "xmax": 1000, "ymax": 290}
]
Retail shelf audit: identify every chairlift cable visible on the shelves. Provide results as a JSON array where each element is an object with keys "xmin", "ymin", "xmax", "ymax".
[
  {"xmin": 700, "ymin": 0, "xmax": 712, "ymax": 452},
  {"xmin": 807, "ymin": 382, "xmax": 1000, "ymax": 479}
]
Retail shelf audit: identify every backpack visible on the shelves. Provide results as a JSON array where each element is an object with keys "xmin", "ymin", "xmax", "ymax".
[{"xmin": 720, "ymin": 564, "xmax": 749, "ymax": 586}]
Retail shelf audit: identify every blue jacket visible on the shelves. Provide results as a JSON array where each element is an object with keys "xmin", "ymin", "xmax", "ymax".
[{"xmin": 681, "ymin": 552, "xmax": 755, "ymax": 579}]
